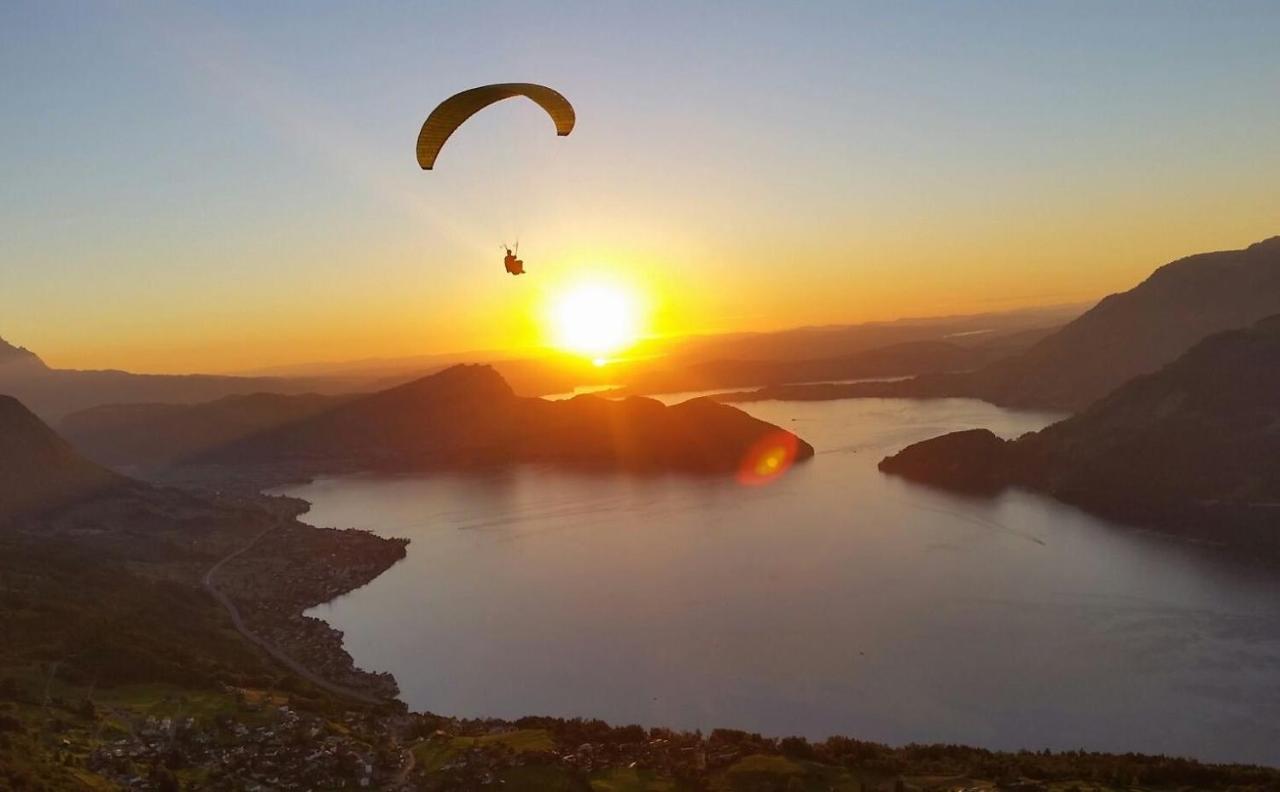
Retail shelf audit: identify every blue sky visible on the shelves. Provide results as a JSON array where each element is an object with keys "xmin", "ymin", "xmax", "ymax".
[{"xmin": 2, "ymin": 1, "xmax": 1278, "ymax": 371}]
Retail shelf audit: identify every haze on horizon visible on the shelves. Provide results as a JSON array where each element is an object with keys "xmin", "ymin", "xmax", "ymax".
[{"xmin": 3, "ymin": 1, "xmax": 1279, "ymax": 374}]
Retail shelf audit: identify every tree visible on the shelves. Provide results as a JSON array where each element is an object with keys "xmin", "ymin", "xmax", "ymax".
[{"xmin": 780, "ymin": 736, "xmax": 814, "ymax": 759}]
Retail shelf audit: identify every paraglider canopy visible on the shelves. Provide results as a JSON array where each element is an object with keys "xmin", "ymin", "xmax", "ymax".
[{"xmin": 416, "ymin": 83, "xmax": 575, "ymax": 170}]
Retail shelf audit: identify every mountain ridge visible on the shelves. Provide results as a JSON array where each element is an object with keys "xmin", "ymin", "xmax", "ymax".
[
  {"xmin": 0, "ymin": 336, "xmax": 46, "ymax": 370},
  {"xmin": 976, "ymin": 235, "xmax": 1280, "ymax": 409},
  {"xmin": 178, "ymin": 364, "xmax": 814, "ymax": 483},
  {"xmin": 0, "ymin": 394, "xmax": 128, "ymax": 518},
  {"xmin": 878, "ymin": 313, "xmax": 1280, "ymax": 552},
  {"xmin": 727, "ymin": 236, "xmax": 1280, "ymax": 411}
]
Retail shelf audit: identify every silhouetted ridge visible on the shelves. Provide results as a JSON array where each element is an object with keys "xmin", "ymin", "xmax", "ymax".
[
  {"xmin": 168, "ymin": 365, "xmax": 813, "ymax": 481},
  {"xmin": 619, "ymin": 339, "xmax": 990, "ymax": 395},
  {"xmin": 363, "ymin": 362, "xmax": 516, "ymax": 404},
  {"xmin": 195, "ymin": 365, "xmax": 517, "ymax": 468},
  {"xmin": 0, "ymin": 337, "xmax": 46, "ymax": 370},
  {"xmin": 741, "ymin": 236, "xmax": 1280, "ymax": 411},
  {"xmin": 0, "ymin": 334, "xmax": 376, "ymax": 423},
  {"xmin": 973, "ymin": 236, "xmax": 1280, "ymax": 409},
  {"xmin": 0, "ymin": 395, "xmax": 125, "ymax": 517},
  {"xmin": 880, "ymin": 315, "xmax": 1280, "ymax": 552},
  {"xmin": 511, "ymin": 394, "xmax": 812, "ymax": 472}
]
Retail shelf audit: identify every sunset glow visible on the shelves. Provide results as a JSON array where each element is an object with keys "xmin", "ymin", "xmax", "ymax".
[
  {"xmin": 6, "ymin": 3, "xmax": 1280, "ymax": 782},
  {"xmin": 547, "ymin": 281, "xmax": 644, "ymax": 360},
  {"xmin": 2, "ymin": 3, "xmax": 1278, "ymax": 376}
]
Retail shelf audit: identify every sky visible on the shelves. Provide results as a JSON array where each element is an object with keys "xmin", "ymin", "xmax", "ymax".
[{"xmin": 2, "ymin": 1, "xmax": 1279, "ymax": 373}]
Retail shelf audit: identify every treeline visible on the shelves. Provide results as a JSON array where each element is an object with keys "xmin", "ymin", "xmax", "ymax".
[{"xmin": 438, "ymin": 715, "xmax": 1280, "ymax": 790}]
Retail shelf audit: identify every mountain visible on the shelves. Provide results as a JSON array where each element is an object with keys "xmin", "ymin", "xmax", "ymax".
[
  {"xmin": 879, "ymin": 315, "xmax": 1280, "ymax": 552},
  {"xmin": 968, "ymin": 236, "xmax": 1280, "ymax": 410},
  {"xmin": 613, "ymin": 308, "xmax": 1076, "ymax": 397},
  {"xmin": 0, "ymin": 337, "xmax": 390, "ymax": 423},
  {"xmin": 656, "ymin": 304, "xmax": 1084, "ymax": 364},
  {"xmin": 0, "ymin": 395, "xmax": 127, "ymax": 518},
  {"xmin": 177, "ymin": 364, "xmax": 814, "ymax": 482},
  {"xmin": 236, "ymin": 304, "xmax": 1080, "ymax": 379},
  {"xmin": 0, "ymin": 337, "xmax": 46, "ymax": 372},
  {"xmin": 0, "ymin": 366, "xmax": 381, "ymax": 425},
  {"xmin": 60, "ymin": 392, "xmax": 352, "ymax": 471},
  {"xmin": 1, "ymin": 303, "xmax": 1081, "ymax": 423},
  {"xmin": 616, "ymin": 340, "xmax": 993, "ymax": 396},
  {"xmin": 733, "ymin": 237, "xmax": 1280, "ymax": 411}
]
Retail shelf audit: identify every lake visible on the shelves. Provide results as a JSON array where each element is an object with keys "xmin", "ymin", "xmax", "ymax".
[{"xmin": 289, "ymin": 396, "xmax": 1280, "ymax": 765}]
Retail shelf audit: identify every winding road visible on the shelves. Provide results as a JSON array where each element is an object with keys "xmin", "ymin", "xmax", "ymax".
[{"xmin": 201, "ymin": 523, "xmax": 386, "ymax": 707}]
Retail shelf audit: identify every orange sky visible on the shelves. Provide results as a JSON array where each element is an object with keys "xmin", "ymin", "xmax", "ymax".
[{"xmin": 4, "ymin": 3, "xmax": 1278, "ymax": 373}]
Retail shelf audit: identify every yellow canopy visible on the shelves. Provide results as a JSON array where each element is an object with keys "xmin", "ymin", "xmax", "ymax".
[{"xmin": 416, "ymin": 83, "xmax": 575, "ymax": 170}]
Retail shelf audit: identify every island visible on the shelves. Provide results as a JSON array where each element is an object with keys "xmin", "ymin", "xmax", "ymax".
[{"xmin": 62, "ymin": 364, "xmax": 816, "ymax": 489}]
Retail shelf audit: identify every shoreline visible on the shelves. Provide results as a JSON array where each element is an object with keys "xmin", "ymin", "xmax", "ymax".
[
  {"xmin": 210, "ymin": 490, "xmax": 409, "ymax": 707},
  {"xmin": 261, "ymin": 471, "xmax": 1280, "ymax": 770}
]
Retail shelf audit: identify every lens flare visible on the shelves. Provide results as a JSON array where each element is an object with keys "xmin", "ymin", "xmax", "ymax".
[{"xmin": 737, "ymin": 430, "xmax": 800, "ymax": 486}]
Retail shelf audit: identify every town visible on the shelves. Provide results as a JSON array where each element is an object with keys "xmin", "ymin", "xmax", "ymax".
[{"xmin": 6, "ymin": 672, "xmax": 1278, "ymax": 791}]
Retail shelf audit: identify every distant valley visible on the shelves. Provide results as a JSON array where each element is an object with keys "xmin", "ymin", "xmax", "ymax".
[{"xmin": 727, "ymin": 236, "xmax": 1280, "ymax": 411}]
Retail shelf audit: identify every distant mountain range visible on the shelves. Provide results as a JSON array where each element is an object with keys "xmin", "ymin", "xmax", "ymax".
[
  {"xmin": 655, "ymin": 304, "xmax": 1085, "ymax": 365},
  {"xmin": 731, "ymin": 237, "xmax": 1280, "ymax": 411},
  {"xmin": 879, "ymin": 314, "xmax": 1280, "ymax": 553},
  {"xmin": 614, "ymin": 337, "xmax": 1035, "ymax": 396},
  {"xmin": 64, "ymin": 365, "xmax": 814, "ymax": 484},
  {"xmin": 616, "ymin": 308, "xmax": 1076, "ymax": 396},
  {"xmin": 967, "ymin": 236, "xmax": 1280, "ymax": 409},
  {"xmin": 0, "ymin": 345, "xmax": 376, "ymax": 424},
  {"xmin": 2, "ymin": 304, "xmax": 1079, "ymax": 423}
]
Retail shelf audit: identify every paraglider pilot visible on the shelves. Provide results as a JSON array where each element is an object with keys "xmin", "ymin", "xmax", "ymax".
[{"xmin": 504, "ymin": 247, "xmax": 525, "ymax": 276}]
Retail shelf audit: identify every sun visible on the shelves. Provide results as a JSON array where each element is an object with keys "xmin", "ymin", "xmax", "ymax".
[{"xmin": 547, "ymin": 281, "xmax": 642, "ymax": 360}]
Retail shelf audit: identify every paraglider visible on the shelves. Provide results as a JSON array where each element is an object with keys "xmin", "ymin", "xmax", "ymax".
[
  {"xmin": 416, "ymin": 83, "xmax": 575, "ymax": 170},
  {"xmin": 416, "ymin": 83, "xmax": 575, "ymax": 277},
  {"xmin": 503, "ymin": 245, "xmax": 525, "ymax": 276}
]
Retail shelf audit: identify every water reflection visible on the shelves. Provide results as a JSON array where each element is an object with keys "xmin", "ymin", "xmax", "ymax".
[{"xmin": 292, "ymin": 397, "xmax": 1280, "ymax": 765}]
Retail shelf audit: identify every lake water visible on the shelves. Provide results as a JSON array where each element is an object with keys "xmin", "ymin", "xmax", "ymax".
[{"xmin": 290, "ymin": 397, "xmax": 1280, "ymax": 765}]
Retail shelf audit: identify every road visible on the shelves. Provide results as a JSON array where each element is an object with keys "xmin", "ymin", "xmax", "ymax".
[
  {"xmin": 393, "ymin": 741, "xmax": 417, "ymax": 788},
  {"xmin": 202, "ymin": 523, "xmax": 386, "ymax": 707}
]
